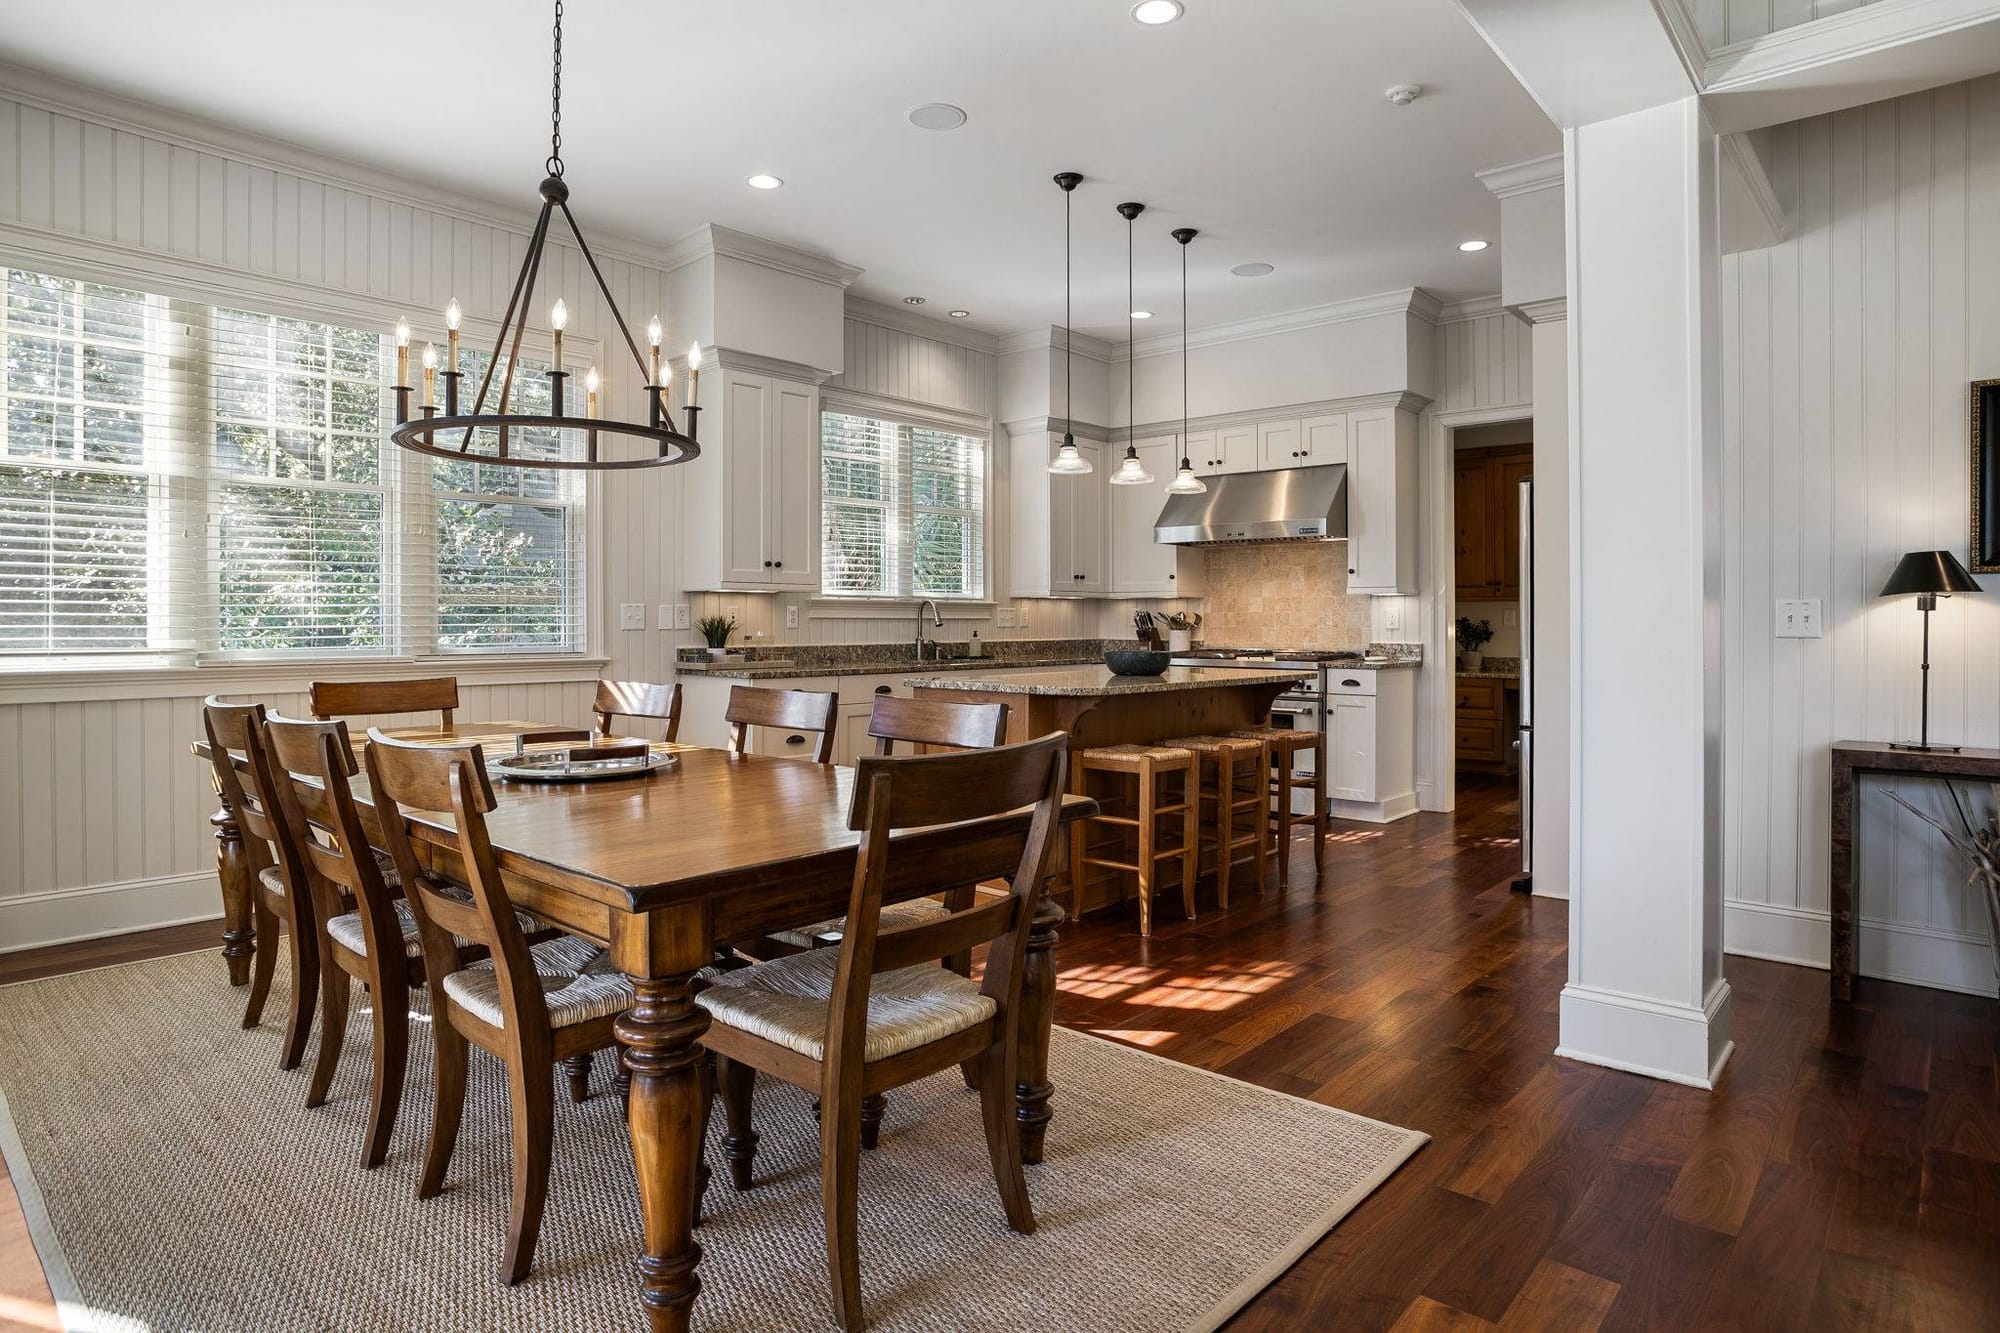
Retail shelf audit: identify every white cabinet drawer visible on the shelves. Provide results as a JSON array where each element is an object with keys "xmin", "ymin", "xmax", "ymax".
[{"xmin": 1325, "ymin": 670, "xmax": 1379, "ymax": 697}]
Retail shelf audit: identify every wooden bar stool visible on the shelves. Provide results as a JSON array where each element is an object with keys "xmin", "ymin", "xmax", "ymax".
[
  {"xmin": 1166, "ymin": 735, "xmax": 1271, "ymax": 909},
  {"xmin": 1070, "ymin": 744, "xmax": 1200, "ymax": 937},
  {"xmin": 1229, "ymin": 725, "xmax": 1327, "ymax": 889}
]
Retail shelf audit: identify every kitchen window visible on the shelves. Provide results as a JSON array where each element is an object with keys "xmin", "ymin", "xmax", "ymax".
[
  {"xmin": 819, "ymin": 409, "xmax": 986, "ymax": 600},
  {"xmin": 0, "ymin": 262, "xmax": 588, "ymax": 665}
]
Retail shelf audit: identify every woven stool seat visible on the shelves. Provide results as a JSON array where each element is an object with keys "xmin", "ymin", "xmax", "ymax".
[{"xmin": 1072, "ymin": 743, "xmax": 1200, "ymax": 937}]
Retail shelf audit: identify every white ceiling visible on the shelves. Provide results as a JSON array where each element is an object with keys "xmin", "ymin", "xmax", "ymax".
[{"xmin": 0, "ymin": 0, "xmax": 1558, "ymax": 342}]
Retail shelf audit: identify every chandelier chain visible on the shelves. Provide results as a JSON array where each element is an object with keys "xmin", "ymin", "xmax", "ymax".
[{"xmin": 548, "ymin": 0, "xmax": 564, "ymax": 176}]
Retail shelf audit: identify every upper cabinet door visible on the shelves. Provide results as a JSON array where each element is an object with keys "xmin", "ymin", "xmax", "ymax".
[
  {"xmin": 1109, "ymin": 436, "xmax": 1203, "ymax": 597},
  {"xmin": 765, "ymin": 380, "xmax": 820, "ymax": 590},
  {"xmin": 1182, "ymin": 430, "xmax": 1219, "ymax": 475},
  {"xmin": 1256, "ymin": 418, "xmax": 1303, "ymax": 469},
  {"xmin": 1495, "ymin": 450, "xmax": 1534, "ymax": 598},
  {"xmin": 1068, "ymin": 440, "xmax": 1107, "ymax": 593},
  {"xmin": 1345, "ymin": 408, "xmax": 1416, "ymax": 594},
  {"xmin": 1213, "ymin": 424, "xmax": 1259, "ymax": 475},
  {"xmin": 721, "ymin": 372, "xmax": 771, "ymax": 586},
  {"xmin": 1454, "ymin": 456, "xmax": 1496, "ymax": 597},
  {"xmin": 1300, "ymin": 412, "xmax": 1348, "ymax": 465}
]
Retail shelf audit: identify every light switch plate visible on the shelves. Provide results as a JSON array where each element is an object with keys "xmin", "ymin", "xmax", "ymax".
[
  {"xmin": 996, "ymin": 608, "xmax": 1018, "ymax": 629},
  {"xmin": 620, "ymin": 603, "xmax": 645, "ymax": 631},
  {"xmin": 786, "ymin": 604, "xmax": 800, "ymax": 629},
  {"xmin": 656, "ymin": 605, "xmax": 674, "ymax": 631},
  {"xmin": 1775, "ymin": 598, "xmax": 1822, "ymax": 638}
]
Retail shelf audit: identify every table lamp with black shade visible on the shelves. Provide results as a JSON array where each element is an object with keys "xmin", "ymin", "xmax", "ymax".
[{"xmin": 1880, "ymin": 549, "xmax": 1982, "ymax": 751}]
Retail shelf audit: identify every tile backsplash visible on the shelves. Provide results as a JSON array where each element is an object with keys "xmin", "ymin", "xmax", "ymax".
[{"xmin": 1194, "ymin": 543, "xmax": 1377, "ymax": 649}]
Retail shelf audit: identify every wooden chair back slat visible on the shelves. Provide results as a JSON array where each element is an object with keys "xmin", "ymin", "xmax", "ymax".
[
  {"xmin": 823, "ymin": 733, "xmax": 1068, "ymax": 1063},
  {"xmin": 310, "ymin": 676, "xmax": 460, "ymax": 730},
  {"xmin": 201, "ymin": 697, "xmax": 280, "ymax": 852},
  {"xmin": 867, "ymin": 696, "xmax": 1008, "ymax": 756},
  {"xmin": 514, "ymin": 728, "xmax": 592, "ymax": 748},
  {"xmin": 593, "ymin": 679, "xmax": 683, "ymax": 740},
  {"xmin": 363, "ymin": 730, "xmax": 539, "ymax": 1028},
  {"xmin": 725, "ymin": 686, "xmax": 838, "ymax": 764}
]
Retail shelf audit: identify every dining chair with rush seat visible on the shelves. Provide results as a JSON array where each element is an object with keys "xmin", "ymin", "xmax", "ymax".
[
  {"xmin": 308, "ymin": 676, "xmax": 461, "ymax": 731},
  {"xmin": 200, "ymin": 697, "xmax": 320, "ymax": 1071},
  {"xmin": 364, "ymin": 729, "xmax": 646, "ymax": 1286},
  {"xmin": 698, "ymin": 732, "xmax": 1070, "ymax": 1331},
  {"xmin": 724, "ymin": 685, "xmax": 839, "ymax": 764}
]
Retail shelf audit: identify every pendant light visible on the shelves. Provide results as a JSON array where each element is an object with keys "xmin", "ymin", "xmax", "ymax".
[
  {"xmin": 1048, "ymin": 172, "xmax": 1094, "ymax": 474},
  {"xmin": 1164, "ymin": 227, "xmax": 1208, "ymax": 495},
  {"xmin": 1108, "ymin": 201, "xmax": 1154, "ymax": 486}
]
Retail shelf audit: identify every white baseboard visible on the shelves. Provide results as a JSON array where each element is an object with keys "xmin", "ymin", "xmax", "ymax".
[
  {"xmin": 0, "ymin": 871, "xmax": 220, "ymax": 955},
  {"xmin": 1556, "ymin": 978, "xmax": 1733, "ymax": 1088},
  {"xmin": 1723, "ymin": 899, "xmax": 1996, "ymax": 998},
  {"xmin": 1329, "ymin": 791, "xmax": 1420, "ymax": 824}
]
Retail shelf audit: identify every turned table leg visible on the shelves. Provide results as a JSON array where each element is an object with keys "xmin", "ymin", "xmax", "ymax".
[
  {"xmin": 1016, "ymin": 873, "xmax": 1063, "ymax": 1166},
  {"xmin": 210, "ymin": 788, "xmax": 255, "ymax": 988},
  {"xmin": 616, "ymin": 969, "xmax": 712, "ymax": 1333}
]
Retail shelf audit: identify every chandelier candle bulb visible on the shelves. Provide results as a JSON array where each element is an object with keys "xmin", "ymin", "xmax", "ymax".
[
  {"xmin": 394, "ymin": 319, "xmax": 410, "ymax": 385},
  {"xmin": 549, "ymin": 298, "xmax": 567, "ymax": 373},
  {"xmin": 647, "ymin": 315, "xmax": 663, "ymax": 386},
  {"xmin": 445, "ymin": 298, "xmax": 461, "ymax": 371},
  {"xmin": 687, "ymin": 340, "xmax": 701, "ymax": 408},
  {"xmin": 421, "ymin": 342, "xmax": 437, "ymax": 409}
]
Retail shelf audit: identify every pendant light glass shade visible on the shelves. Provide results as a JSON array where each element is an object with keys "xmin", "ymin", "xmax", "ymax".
[
  {"xmin": 1108, "ymin": 200, "xmax": 1153, "ymax": 486},
  {"xmin": 1048, "ymin": 172, "xmax": 1093, "ymax": 475},
  {"xmin": 1049, "ymin": 435, "xmax": 1093, "ymax": 474},
  {"xmin": 1166, "ymin": 226, "xmax": 1207, "ymax": 495}
]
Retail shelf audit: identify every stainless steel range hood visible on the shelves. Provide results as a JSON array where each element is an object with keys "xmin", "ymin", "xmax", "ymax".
[{"xmin": 1153, "ymin": 463, "xmax": 1348, "ymax": 546}]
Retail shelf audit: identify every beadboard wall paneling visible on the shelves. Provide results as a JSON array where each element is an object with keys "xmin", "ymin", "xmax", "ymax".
[
  {"xmin": 1693, "ymin": 0, "xmax": 1880, "ymax": 49},
  {"xmin": 1434, "ymin": 305, "xmax": 1535, "ymax": 414},
  {"xmin": 1720, "ymin": 81, "xmax": 2000, "ymax": 994},
  {"xmin": 832, "ymin": 315, "xmax": 996, "ymax": 418}
]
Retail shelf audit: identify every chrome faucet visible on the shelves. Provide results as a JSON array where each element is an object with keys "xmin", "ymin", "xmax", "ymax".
[{"xmin": 915, "ymin": 599, "xmax": 944, "ymax": 660}]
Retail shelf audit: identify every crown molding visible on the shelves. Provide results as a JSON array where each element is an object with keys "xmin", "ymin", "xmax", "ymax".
[
  {"xmin": 1115, "ymin": 287, "xmax": 1441, "ymax": 363},
  {"xmin": 1476, "ymin": 153, "xmax": 1565, "ymax": 200},
  {"xmin": 1700, "ymin": 0, "xmax": 2000, "ymax": 89},
  {"xmin": 1000, "ymin": 414, "xmax": 1113, "ymax": 441},
  {"xmin": 709, "ymin": 346, "xmax": 835, "ymax": 384},
  {"xmin": 660, "ymin": 223, "xmax": 862, "ymax": 289},
  {"xmin": 1514, "ymin": 297, "xmax": 1568, "ymax": 325},
  {"xmin": 998, "ymin": 324, "xmax": 1118, "ymax": 363},
  {"xmin": 842, "ymin": 296, "xmax": 1000, "ymax": 357},
  {"xmin": 1437, "ymin": 295, "xmax": 1513, "ymax": 325},
  {"xmin": 0, "ymin": 59, "xmax": 675, "ymax": 273},
  {"xmin": 1107, "ymin": 389, "xmax": 1434, "ymax": 443}
]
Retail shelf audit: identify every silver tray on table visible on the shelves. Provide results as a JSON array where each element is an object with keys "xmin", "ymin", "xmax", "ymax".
[{"xmin": 489, "ymin": 744, "xmax": 676, "ymax": 783}]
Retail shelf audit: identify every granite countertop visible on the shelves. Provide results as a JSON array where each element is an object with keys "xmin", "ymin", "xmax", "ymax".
[
  {"xmin": 677, "ymin": 655, "xmax": 1102, "ymax": 681},
  {"xmin": 1459, "ymin": 667, "xmax": 1522, "ymax": 681},
  {"xmin": 904, "ymin": 665, "xmax": 1311, "ymax": 697}
]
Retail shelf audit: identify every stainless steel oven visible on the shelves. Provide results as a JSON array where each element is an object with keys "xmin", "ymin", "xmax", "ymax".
[{"xmin": 1268, "ymin": 689, "xmax": 1323, "ymax": 816}]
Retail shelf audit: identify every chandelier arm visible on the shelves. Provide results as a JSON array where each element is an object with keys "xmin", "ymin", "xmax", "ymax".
[
  {"xmin": 464, "ymin": 199, "xmax": 555, "ymax": 450},
  {"xmin": 558, "ymin": 200, "xmax": 653, "ymax": 381},
  {"xmin": 490, "ymin": 210, "xmax": 559, "ymax": 457}
]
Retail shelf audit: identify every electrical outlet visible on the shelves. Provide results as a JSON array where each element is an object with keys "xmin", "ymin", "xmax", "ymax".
[
  {"xmin": 673, "ymin": 604, "xmax": 690, "ymax": 631},
  {"xmin": 1386, "ymin": 603, "xmax": 1403, "ymax": 632},
  {"xmin": 725, "ymin": 603, "xmax": 741, "ymax": 626},
  {"xmin": 1502, "ymin": 607, "xmax": 1518, "ymax": 626},
  {"xmin": 786, "ymin": 604, "xmax": 799, "ymax": 629},
  {"xmin": 620, "ymin": 603, "xmax": 645, "ymax": 631},
  {"xmin": 1775, "ymin": 598, "xmax": 1823, "ymax": 639}
]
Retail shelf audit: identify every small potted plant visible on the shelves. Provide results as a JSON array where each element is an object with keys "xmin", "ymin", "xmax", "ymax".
[
  {"xmin": 1456, "ymin": 615, "xmax": 1494, "ymax": 672},
  {"xmin": 696, "ymin": 613, "xmax": 738, "ymax": 661}
]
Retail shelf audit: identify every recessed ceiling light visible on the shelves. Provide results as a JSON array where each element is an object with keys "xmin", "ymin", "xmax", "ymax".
[
  {"xmin": 1132, "ymin": 0, "xmax": 1184, "ymax": 23},
  {"xmin": 1231, "ymin": 262, "xmax": 1274, "ymax": 278},
  {"xmin": 907, "ymin": 103, "xmax": 968, "ymax": 131},
  {"xmin": 904, "ymin": 296, "xmax": 926, "ymax": 305},
  {"xmin": 1131, "ymin": 310, "xmax": 1153, "ymax": 319},
  {"xmin": 1458, "ymin": 239, "xmax": 1490, "ymax": 252},
  {"xmin": 746, "ymin": 173, "xmax": 783, "ymax": 190},
  {"xmin": 949, "ymin": 309, "xmax": 970, "ymax": 318}
]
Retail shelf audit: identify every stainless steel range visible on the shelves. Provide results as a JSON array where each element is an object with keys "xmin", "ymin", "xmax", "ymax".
[{"xmin": 1168, "ymin": 647, "xmax": 1371, "ymax": 814}]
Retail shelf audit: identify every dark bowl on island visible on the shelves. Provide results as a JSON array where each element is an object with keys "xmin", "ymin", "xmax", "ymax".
[{"xmin": 1104, "ymin": 648, "xmax": 1172, "ymax": 677}]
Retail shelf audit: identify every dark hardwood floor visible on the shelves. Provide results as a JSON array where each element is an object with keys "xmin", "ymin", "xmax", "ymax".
[{"xmin": 3, "ymin": 776, "xmax": 1996, "ymax": 1330}]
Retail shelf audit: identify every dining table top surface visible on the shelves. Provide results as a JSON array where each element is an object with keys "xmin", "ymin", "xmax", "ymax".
[{"xmin": 193, "ymin": 720, "xmax": 1091, "ymax": 916}]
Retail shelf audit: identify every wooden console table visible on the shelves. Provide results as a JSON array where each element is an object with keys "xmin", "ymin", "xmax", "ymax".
[{"xmin": 1830, "ymin": 740, "xmax": 2000, "ymax": 1001}]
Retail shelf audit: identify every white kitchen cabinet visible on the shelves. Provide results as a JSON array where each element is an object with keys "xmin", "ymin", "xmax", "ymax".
[
  {"xmin": 683, "ymin": 369, "xmax": 820, "ymax": 592},
  {"xmin": 1343, "ymin": 406, "xmax": 1418, "ymax": 595},
  {"xmin": 1256, "ymin": 418, "xmax": 1302, "ymax": 469},
  {"xmin": 1300, "ymin": 412, "xmax": 1348, "ymax": 465},
  {"xmin": 1108, "ymin": 436, "xmax": 1206, "ymax": 597},
  {"xmin": 1325, "ymin": 667, "xmax": 1416, "ymax": 822},
  {"xmin": 1008, "ymin": 433, "xmax": 1107, "ymax": 596}
]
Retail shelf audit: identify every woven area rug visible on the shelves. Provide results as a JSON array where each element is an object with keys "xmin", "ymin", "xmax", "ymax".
[{"xmin": 0, "ymin": 950, "xmax": 1424, "ymax": 1332}]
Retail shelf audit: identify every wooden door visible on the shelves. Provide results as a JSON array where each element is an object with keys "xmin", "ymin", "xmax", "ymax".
[
  {"xmin": 1454, "ymin": 457, "xmax": 1496, "ymax": 597},
  {"xmin": 1495, "ymin": 450, "xmax": 1534, "ymax": 598}
]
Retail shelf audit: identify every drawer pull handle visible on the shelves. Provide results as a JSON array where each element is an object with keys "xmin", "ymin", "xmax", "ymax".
[
  {"xmin": 1340, "ymin": 678, "xmax": 1361, "ymax": 687},
  {"xmin": 874, "ymin": 685, "xmax": 892, "ymax": 695},
  {"xmin": 785, "ymin": 734, "xmax": 805, "ymax": 746}
]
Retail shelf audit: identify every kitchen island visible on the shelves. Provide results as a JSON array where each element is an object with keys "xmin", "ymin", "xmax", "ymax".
[{"xmin": 904, "ymin": 665, "xmax": 1309, "ymax": 748}]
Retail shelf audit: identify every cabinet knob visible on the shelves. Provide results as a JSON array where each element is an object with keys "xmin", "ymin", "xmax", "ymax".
[
  {"xmin": 763, "ymin": 560, "xmax": 772, "ymax": 568},
  {"xmin": 1349, "ymin": 567, "xmax": 1357, "ymax": 575},
  {"xmin": 774, "ymin": 560, "xmax": 782, "ymax": 568},
  {"xmin": 1168, "ymin": 573, "xmax": 1175, "ymax": 581}
]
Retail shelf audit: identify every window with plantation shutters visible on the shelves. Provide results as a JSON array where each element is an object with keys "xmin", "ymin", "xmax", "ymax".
[
  {"xmin": 0, "ymin": 261, "xmax": 589, "ymax": 666},
  {"xmin": 819, "ymin": 410, "xmax": 985, "ymax": 600}
]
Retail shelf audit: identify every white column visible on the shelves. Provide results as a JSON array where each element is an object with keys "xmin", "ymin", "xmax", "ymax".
[{"xmin": 1559, "ymin": 97, "xmax": 1732, "ymax": 1088}]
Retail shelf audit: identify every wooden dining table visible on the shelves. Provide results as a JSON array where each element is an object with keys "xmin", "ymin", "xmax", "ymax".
[{"xmin": 194, "ymin": 720, "xmax": 1093, "ymax": 1332}]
